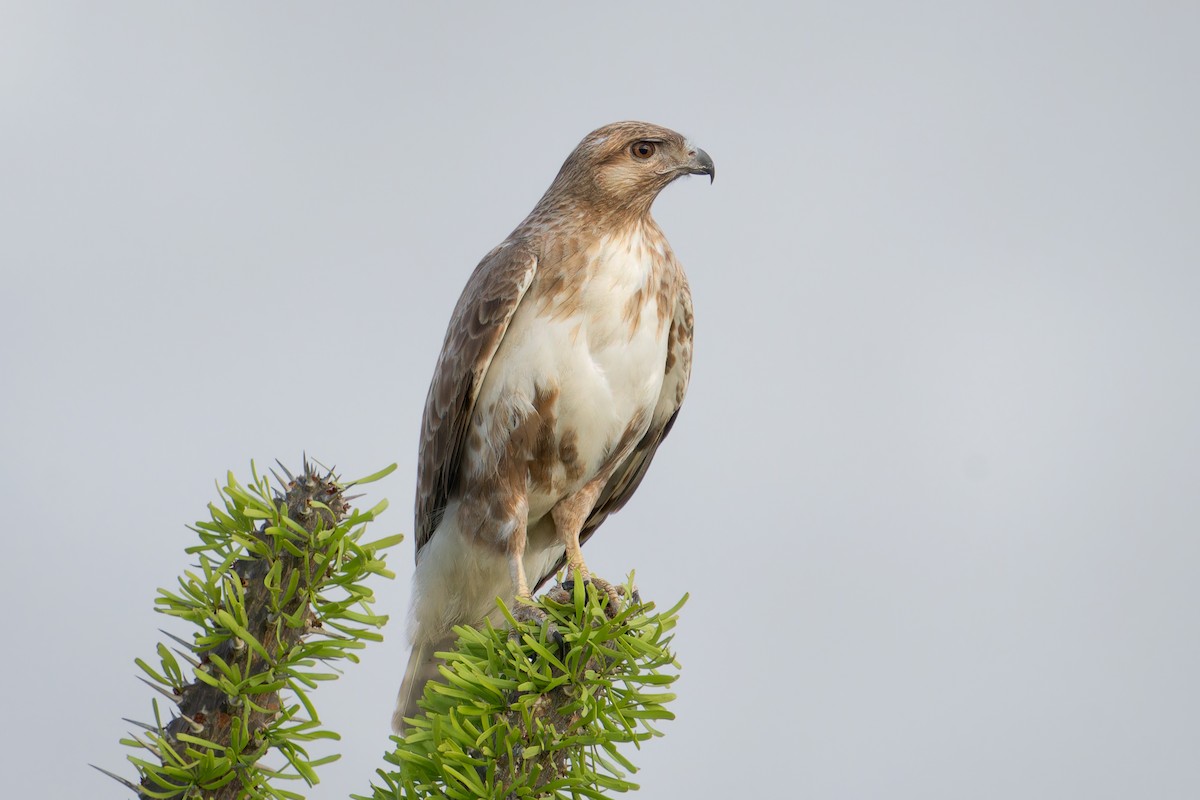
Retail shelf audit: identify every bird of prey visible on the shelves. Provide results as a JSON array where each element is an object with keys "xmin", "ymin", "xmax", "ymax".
[{"xmin": 394, "ymin": 121, "xmax": 713, "ymax": 731}]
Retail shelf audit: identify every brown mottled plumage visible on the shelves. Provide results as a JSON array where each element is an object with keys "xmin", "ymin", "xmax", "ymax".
[{"xmin": 395, "ymin": 121, "xmax": 712, "ymax": 731}]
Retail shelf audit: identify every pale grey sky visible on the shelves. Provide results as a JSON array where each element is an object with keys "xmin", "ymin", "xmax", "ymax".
[{"xmin": 3, "ymin": 2, "xmax": 1199, "ymax": 798}]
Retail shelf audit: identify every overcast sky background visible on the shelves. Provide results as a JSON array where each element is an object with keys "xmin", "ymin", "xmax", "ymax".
[{"xmin": 3, "ymin": 2, "xmax": 1198, "ymax": 798}]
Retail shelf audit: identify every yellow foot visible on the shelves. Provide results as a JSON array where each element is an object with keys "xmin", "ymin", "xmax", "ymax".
[
  {"xmin": 562, "ymin": 574, "xmax": 626, "ymax": 618},
  {"xmin": 511, "ymin": 601, "xmax": 546, "ymax": 624},
  {"xmin": 511, "ymin": 599, "xmax": 564, "ymax": 649}
]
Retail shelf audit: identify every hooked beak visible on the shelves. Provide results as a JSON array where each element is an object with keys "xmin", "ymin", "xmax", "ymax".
[{"xmin": 685, "ymin": 147, "xmax": 715, "ymax": 183}]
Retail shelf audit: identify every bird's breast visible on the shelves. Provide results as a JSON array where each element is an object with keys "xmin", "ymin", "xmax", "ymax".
[{"xmin": 465, "ymin": 226, "xmax": 678, "ymax": 518}]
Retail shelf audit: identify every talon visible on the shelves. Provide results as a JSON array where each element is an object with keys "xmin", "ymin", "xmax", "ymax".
[
  {"xmin": 545, "ymin": 584, "xmax": 571, "ymax": 604},
  {"xmin": 559, "ymin": 575, "xmax": 625, "ymax": 617},
  {"xmin": 511, "ymin": 602, "xmax": 547, "ymax": 625},
  {"xmin": 511, "ymin": 602, "xmax": 565, "ymax": 650},
  {"xmin": 548, "ymin": 625, "xmax": 565, "ymax": 650},
  {"xmin": 586, "ymin": 576, "xmax": 626, "ymax": 618}
]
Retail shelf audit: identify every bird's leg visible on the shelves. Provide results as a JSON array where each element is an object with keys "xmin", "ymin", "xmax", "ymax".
[
  {"xmin": 506, "ymin": 514, "xmax": 566, "ymax": 647},
  {"xmin": 505, "ymin": 511, "xmax": 540, "ymax": 623},
  {"xmin": 553, "ymin": 488, "xmax": 598, "ymax": 581},
  {"xmin": 509, "ymin": 542, "xmax": 532, "ymax": 602},
  {"xmin": 551, "ymin": 481, "xmax": 624, "ymax": 615}
]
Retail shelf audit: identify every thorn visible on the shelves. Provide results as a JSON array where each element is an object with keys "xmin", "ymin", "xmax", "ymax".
[
  {"xmin": 173, "ymin": 648, "xmax": 201, "ymax": 668},
  {"xmin": 306, "ymin": 625, "xmax": 349, "ymax": 640},
  {"xmin": 123, "ymin": 733, "xmax": 163, "ymax": 757},
  {"xmin": 270, "ymin": 467, "xmax": 289, "ymax": 491},
  {"xmin": 137, "ymin": 676, "xmax": 179, "ymax": 702},
  {"xmin": 178, "ymin": 713, "xmax": 205, "ymax": 733},
  {"xmin": 275, "ymin": 459, "xmax": 296, "ymax": 484},
  {"xmin": 343, "ymin": 493, "xmax": 364, "ymax": 502},
  {"xmin": 159, "ymin": 629, "xmax": 197, "ymax": 652},
  {"xmin": 137, "ymin": 739, "xmax": 163, "ymax": 758},
  {"xmin": 121, "ymin": 717, "xmax": 158, "ymax": 732},
  {"xmin": 89, "ymin": 764, "xmax": 140, "ymax": 793},
  {"xmin": 308, "ymin": 455, "xmax": 333, "ymax": 476}
]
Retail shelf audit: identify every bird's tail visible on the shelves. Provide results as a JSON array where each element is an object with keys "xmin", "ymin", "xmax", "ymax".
[{"xmin": 392, "ymin": 633, "xmax": 455, "ymax": 733}]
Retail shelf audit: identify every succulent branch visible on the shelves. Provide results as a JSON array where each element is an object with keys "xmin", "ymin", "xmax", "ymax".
[
  {"xmin": 110, "ymin": 459, "xmax": 400, "ymax": 799},
  {"xmin": 362, "ymin": 579, "xmax": 686, "ymax": 800}
]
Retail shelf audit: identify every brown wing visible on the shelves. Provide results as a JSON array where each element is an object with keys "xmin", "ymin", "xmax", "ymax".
[
  {"xmin": 415, "ymin": 242, "xmax": 538, "ymax": 557},
  {"xmin": 533, "ymin": 279, "xmax": 694, "ymax": 590}
]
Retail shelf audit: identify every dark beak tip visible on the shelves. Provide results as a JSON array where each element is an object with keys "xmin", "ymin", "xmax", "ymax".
[{"xmin": 690, "ymin": 147, "xmax": 715, "ymax": 184}]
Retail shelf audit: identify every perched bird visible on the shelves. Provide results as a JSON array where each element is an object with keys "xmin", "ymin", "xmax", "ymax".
[{"xmin": 394, "ymin": 121, "xmax": 713, "ymax": 731}]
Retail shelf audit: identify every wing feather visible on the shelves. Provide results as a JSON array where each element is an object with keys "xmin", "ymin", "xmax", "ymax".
[{"xmin": 414, "ymin": 243, "xmax": 538, "ymax": 556}]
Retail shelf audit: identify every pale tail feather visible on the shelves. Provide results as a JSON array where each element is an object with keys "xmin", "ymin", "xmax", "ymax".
[{"xmin": 392, "ymin": 634, "xmax": 455, "ymax": 733}]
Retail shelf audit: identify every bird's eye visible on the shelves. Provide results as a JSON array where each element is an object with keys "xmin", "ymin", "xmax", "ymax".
[{"xmin": 630, "ymin": 141, "xmax": 657, "ymax": 159}]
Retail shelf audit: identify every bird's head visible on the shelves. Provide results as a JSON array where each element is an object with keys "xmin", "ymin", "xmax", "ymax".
[{"xmin": 541, "ymin": 121, "xmax": 714, "ymax": 219}]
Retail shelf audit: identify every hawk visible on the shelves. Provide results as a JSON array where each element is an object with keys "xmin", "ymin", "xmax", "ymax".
[{"xmin": 394, "ymin": 121, "xmax": 713, "ymax": 731}]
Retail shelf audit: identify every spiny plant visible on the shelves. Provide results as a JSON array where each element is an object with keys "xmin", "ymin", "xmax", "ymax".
[
  {"xmin": 100, "ymin": 459, "xmax": 401, "ymax": 799},
  {"xmin": 364, "ymin": 579, "xmax": 686, "ymax": 800}
]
